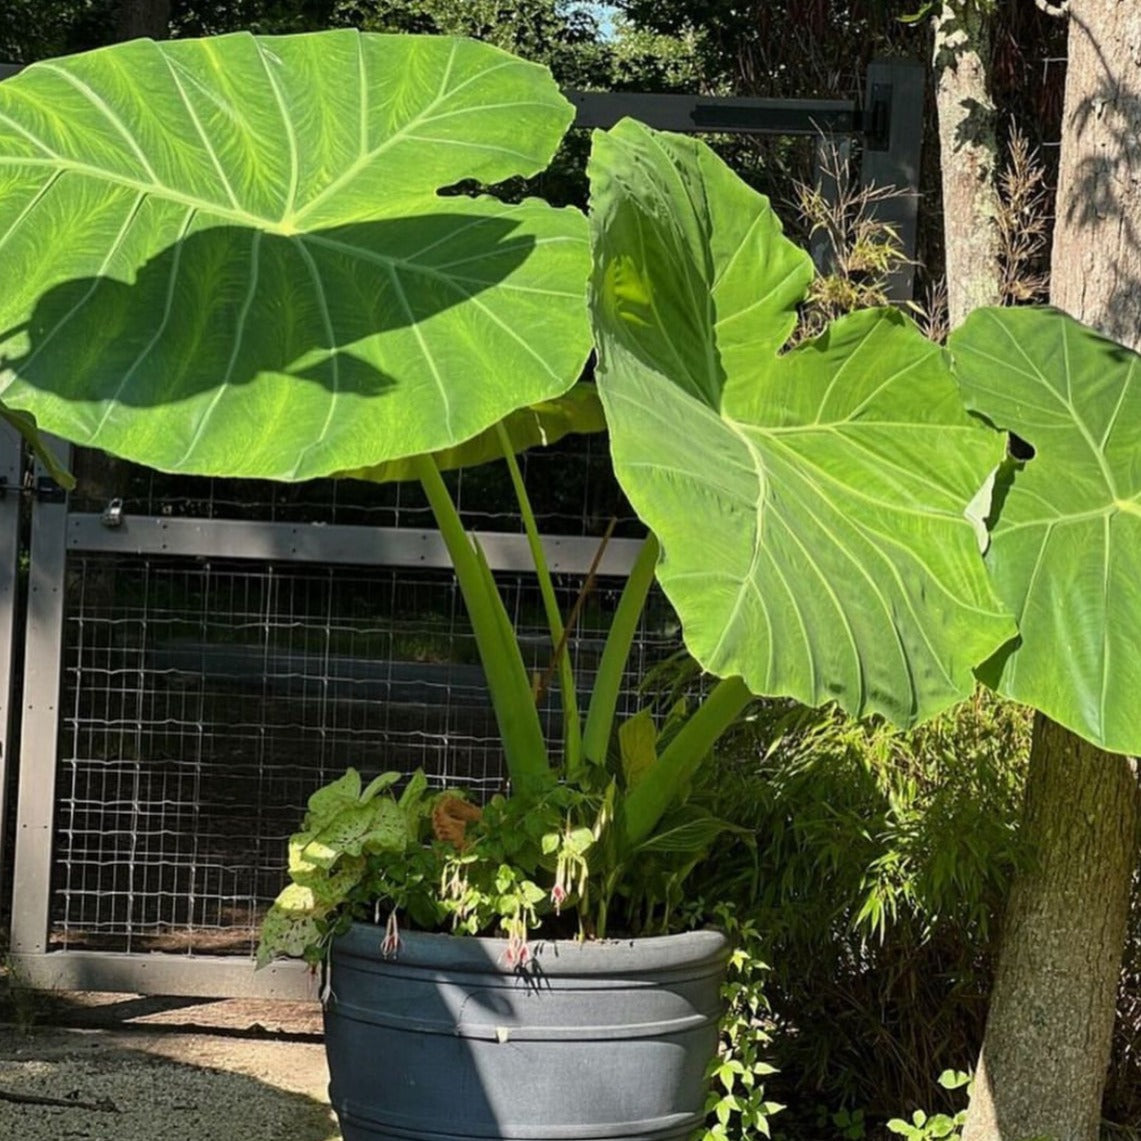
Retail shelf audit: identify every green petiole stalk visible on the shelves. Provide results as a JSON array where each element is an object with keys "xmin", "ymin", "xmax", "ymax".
[
  {"xmin": 582, "ymin": 533, "xmax": 660, "ymax": 766},
  {"xmin": 622, "ymin": 674, "xmax": 753, "ymax": 848},
  {"xmin": 413, "ymin": 453, "xmax": 552, "ymax": 798},
  {"xmin": 495, "ymin": 423, "xmax": 583, "ymax": 777}
]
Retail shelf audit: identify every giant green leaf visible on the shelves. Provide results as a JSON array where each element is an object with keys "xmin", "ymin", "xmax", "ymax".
[
  {"xmin": 588, "ymin": 120, "xmax": 1015, "ymax": 727},
  {"xmin": 951, "ymin": 306, "xmax": 1141, "ymax": 754},
  {"xmin": 0, "ymin": 31, "xmax": 591, "ymax": 480}
]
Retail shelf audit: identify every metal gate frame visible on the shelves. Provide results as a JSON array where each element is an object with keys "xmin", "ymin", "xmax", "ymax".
[
  {"xmin": 571, "ymin": 58, "xmax": 926, "ymax": 301},
  {"xmin": 1, "ymin": 62, "xmax": 924, "ymax": 997},
  {"xmin": 7, "ymin": 479, "xmax": 643, "ymax": 997},
  {"xmin": 0, "ymin": 423, "xmax": 23, "ymax": 894}
]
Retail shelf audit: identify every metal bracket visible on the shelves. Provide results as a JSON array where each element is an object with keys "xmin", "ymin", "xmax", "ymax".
[
  {"xmin": 101, "ymin": 498, "xmax": 124, "ymax": 528},
  {"xmin": 861, "ymin": 81, "xmax": 893, "ymax": 152},
  {"xmin": 34, "ymin": 475, "xmax": 66, "ymax": 504}
]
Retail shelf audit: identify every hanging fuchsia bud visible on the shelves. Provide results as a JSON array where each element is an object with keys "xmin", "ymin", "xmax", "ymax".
[
  {"xmin": 504, "ymin": 928, "xmax": 531, "ymax": 968},
  {"xmin": 381, "ymin": 911, "xmax": 401, "ymax": 958},
  {"xmin": 551, "ymin": 883, "xmax": 567, "ymax": 913}
]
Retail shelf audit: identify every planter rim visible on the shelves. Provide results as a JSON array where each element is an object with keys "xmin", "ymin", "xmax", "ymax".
[{"xmin": 334, "ymin": 922, "xmax": 730, "ymax": 976}]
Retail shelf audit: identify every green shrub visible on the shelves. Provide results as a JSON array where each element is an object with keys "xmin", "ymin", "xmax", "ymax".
[{"xmin": 692, "ymin": 690, "xmax": 1032, "ymax": 1120}]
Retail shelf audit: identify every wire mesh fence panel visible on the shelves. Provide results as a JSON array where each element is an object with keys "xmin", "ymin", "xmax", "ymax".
[{"xmin": 49, "ymin": 553, "xmax": 679, "ymax": 957}]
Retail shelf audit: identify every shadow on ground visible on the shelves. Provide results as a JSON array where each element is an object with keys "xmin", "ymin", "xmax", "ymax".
[
  {"xmin": 0, "ymin": 965, "xmax": 336, "ymax": 1141},
  {"xmin": 0, "ymin": 1023, "xmax": 338, "ymax": 1141}
]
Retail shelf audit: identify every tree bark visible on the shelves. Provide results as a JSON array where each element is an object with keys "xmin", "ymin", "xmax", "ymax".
[
  {"xmin": 932, "ymin": 1, "xmax": 1002, "ymax": 328},
  {"xmin": 964, "ymin": 6, "xmax": 1141, "ymax": 1139},
  {"xmin": 1050, "ymin": 1, "xmax": 1141, "ymax": 345},
  {"xmin": 962, "ymin": 717, "xmax": 1139, "ymax": 1141},
  {"xmin": 116, "ymin": 0, "xmax": 171, "ymax": 41}
]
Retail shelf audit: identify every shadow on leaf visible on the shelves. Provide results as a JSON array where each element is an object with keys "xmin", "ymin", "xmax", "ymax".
[{"xmin": 1, "ymin": 213, "xmax": 535, "ymax": 409}]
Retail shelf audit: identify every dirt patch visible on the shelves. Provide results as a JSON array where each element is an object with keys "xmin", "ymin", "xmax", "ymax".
[{"xmin": 0, "ymin": 995, "xmax": 339, "ymax": 1141}]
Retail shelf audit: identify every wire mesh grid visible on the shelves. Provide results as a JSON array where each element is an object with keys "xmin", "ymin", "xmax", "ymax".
[{"xmin": 49, "ymin": 552, "xmax": 679, "ymax": 956}]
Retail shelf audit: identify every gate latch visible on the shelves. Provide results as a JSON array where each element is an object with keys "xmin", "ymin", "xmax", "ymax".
[{"xmin": 35, "ymin": 474, "xmax": 67, "ymax": 503}]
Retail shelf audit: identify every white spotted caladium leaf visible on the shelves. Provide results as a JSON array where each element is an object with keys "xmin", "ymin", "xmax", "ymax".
[
  {"xmin": 0, "ymin": 31, "xmax": 591, "ymax": 479},
  {"xmin": 588, "ymin": 120, "xmax": 1016, "ymax": 727},
  {"xmin": 256, "ymin": 883, "xmax": 323, "ymax": 967},
  {"xmin": 261, "ymin": 771, "xmax": 411, "ymax": 964},
  {"xmin": 301, "ymin": 798, "xmax": 408, "ymax": 868},
  {"xmin": 951, "ymin": 306, "xmax": 1141, "ymax": 754}
]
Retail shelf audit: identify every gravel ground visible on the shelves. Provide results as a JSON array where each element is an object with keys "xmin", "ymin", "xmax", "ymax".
[{"xmin": 0, "ymin": 995, "xmax": 339, "ymax": 1141}]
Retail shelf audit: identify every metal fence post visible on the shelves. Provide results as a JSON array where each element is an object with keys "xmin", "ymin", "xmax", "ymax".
[
  {"xmin": 861, "ymin": 59, "xmax": 926, "ymax": 302},
  {"xmin": 0, "ymin": 423, "xmax": 22, "ymax": 898},
  {"xmin": 9, "ymin": 442, "xmax": 70, "ymax": 956}
]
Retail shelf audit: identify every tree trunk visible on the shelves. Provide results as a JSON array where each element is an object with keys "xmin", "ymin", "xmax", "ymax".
[
  {"xmin": 1050, "ymin": 1, "xmax": 1141, "ymax": 345},
  {"xmin": 116, "ymin": 0, "xmax": 171, "ymax": 41},
  {"xmin": 964, "ymin": 6, "xmax": 1141, "ymax": 1139},
  {"xmin": 932, "ymin": 1, "xmax": 1002, "ymax": 328},
  {"xmin": 962, "ymin": 716, "xmax": 1139, "ymax": 1141}
]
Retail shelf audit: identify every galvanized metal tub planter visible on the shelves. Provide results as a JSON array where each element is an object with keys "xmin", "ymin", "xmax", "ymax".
[{"xmin": 324, "ymin": 924, "xmax": 730, "ymax": 1140}]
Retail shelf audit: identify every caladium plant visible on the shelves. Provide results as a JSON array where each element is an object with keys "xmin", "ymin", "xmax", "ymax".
[{"xmin": 0, "ymin": 31, "xmax": 1021, "ymax": 955}]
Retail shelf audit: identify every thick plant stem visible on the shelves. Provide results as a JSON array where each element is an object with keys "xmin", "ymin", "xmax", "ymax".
[
  {"xmin": 933, "ymin": 1, "xmax": 1002, "ymax": 327},
  {"xmin": 581, "ymin": 534, "xmax": 659, "ymax": 767},
  {"xmin": 622, "ymin": 675, "xmax": 753, "ymax": 848},
  {"xmin": 495, "ymin": 423, "xmax": 583, "ymax": 776},
  {"xmin": 962, "ymin": 715, "xmax": 1139, "ymax": 1141},
  {"xmin": 413, "ymin": 454, "xmax": 551, "ymax": 798}
]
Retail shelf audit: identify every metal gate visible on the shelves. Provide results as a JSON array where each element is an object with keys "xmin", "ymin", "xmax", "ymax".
[
  {"xmin": 5, "ymin": 438, "xmax": 657, "ymax": 997},
  {"xmin": 0, "ymin": 64, "xmax": 924, "ymax": 999}
]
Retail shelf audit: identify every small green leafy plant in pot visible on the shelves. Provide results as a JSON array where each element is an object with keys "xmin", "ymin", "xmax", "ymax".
[{"xmin": 0, "ymin": 29, "xmax": 1018, "ymax": 1140}]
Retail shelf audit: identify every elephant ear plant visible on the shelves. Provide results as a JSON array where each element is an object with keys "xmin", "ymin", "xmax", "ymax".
[
  {"xmin": 0, "ymin": 32, "xmax": 1017, "ymax": 963},
  {"xmin": 950, "ymin": 307, "xmax": 1141, "ymax": 754}
]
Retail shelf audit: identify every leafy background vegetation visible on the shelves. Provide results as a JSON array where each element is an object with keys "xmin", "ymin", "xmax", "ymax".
[{"xmin": 691, "ymin": 693, "xmax": 1031, "ymax": 1134}]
